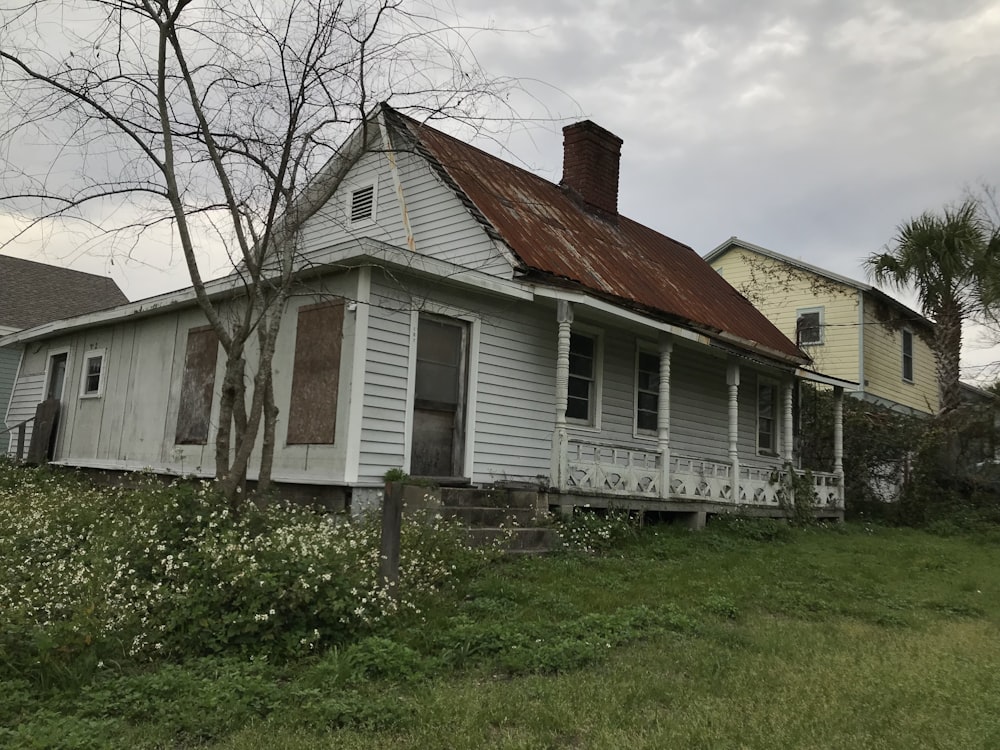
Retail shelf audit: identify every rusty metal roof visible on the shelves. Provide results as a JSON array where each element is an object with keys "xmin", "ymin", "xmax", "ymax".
[{"xmin": 387, "ymin": 108, "xmax": 806, "ymax": 363}]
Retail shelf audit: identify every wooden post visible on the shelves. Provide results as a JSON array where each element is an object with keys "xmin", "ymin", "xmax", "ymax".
[
  {"xmin": 16, "ymin": 422, "xmax": 26, "ymax": 461},
  {"xmin": 551, "ymin": 300, "xmax": 573, "ymax": 490},
  {"xmin": 782, "ymin": 379, "xmax": 794, "ymax": 465},
  {"xmin": 833, "ymin": 386, "xmax": 844, "ymax": 504},
  {"xmin": 727, "ymin": 361, "xmax": 740, "ymax": 502},
  {"xmin": 657, "ymin": 334, "xmax": 673, "ymax": 499},
  {"xmin": 379, "ymin": 482, "xmax": 403, "ymax": 596}
]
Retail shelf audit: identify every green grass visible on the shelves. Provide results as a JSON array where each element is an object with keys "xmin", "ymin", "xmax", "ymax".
[{"xmin": 5, "ymin": 520, "xmax": 1000, "ymax": 749}]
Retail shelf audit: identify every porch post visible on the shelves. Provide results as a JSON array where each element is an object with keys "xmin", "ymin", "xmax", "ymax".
[
  {"xmin": 657, "ymin": 334, "xmax": 673, "ymax": 499},
  {"xmin": 551, "ymin": 301, "xmax": 573, "ymax": 490},
  {"xmin": 727, "ymin": 361, "xmax": 740, "ymax": 502},
  {"xmin": 833, "ymin": 385, "xmax": 844, "ymax": 482},
  {"xmin": 782, "ymin": 379, "xmax": 794, "ymax": 465}
]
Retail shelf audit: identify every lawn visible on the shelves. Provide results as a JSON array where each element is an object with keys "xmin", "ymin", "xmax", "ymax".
[{"xmin": 2, "ymin": 469, "xmax": 999, "ymax": 749}]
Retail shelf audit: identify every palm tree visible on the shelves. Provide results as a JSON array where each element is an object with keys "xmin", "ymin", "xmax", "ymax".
[{"xmin": 865, "ymin": 199, "xmax": 1000, "ymax": 414}]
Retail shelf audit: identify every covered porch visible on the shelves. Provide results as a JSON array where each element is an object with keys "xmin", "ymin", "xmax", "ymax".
[{"xmin": 546, "ymin": 299, "xmax": 847, "ymax": 520}]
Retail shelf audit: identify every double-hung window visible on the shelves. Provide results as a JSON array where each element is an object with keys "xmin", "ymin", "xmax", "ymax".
[
  {"xmin": 80, "ymin": 350, "xmax": 105, "ymax": 398},
  {"xmin": 757, "ymin": 378, "xmax": 778, "ymax": 455},
  {"xmin": 567, "ymin": 332, "xmax": 597, "ymax": 424},
  {"xmin": 902, "ymin": 329, "xmax": 914, "ymax": 382},
  {"xmin": 635, "ymin": 349, "xmax": 659, "ymax": 434},
  {"xmin": 796, "ymin": 307, "xmax": 824, "ymax": 346}
]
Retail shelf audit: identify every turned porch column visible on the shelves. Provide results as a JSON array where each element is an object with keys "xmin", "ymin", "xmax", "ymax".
[
  {"xmin": 657, "ymin": 334, "xmax": 673, "ymax": 499},
  {"xmin": 551, "ymin": 300, "xmax": 573, "ymax": 490},
  {"xmin": 783, "ymin": 379, "xmax": 794, "ymax": 465},
  {"xmin": 727, "ymin": 361, "xmax": 740, "ymax": 502},
  {"xmin": 833, "ymin": 385, "xmax": 844, "ymax": 481}
]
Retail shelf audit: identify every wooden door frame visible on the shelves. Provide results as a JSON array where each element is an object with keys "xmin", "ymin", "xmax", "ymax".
[
  {"xmin": 41, "ymin": 348, "xmax": 71, "ymax": 459},
  {"xmin": 403, "ymin": 309, "xmax": 480, "ymax": 479}
]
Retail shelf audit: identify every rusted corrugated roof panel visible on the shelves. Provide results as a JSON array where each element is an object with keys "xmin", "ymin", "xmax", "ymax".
[{"xmin": 387, "ymin": 108, "xmax": 806, "ymax": 363}]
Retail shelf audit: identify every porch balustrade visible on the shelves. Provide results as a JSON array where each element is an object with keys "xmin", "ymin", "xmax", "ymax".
[{"xmin": 564, "ymin": 439, "xmax": 844, "ymax": 510}]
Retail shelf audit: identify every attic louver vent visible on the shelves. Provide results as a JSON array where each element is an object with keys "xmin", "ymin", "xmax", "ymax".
[{"xmin": 350, "ymin": 184, "xmax": 375, "ymax": 223}]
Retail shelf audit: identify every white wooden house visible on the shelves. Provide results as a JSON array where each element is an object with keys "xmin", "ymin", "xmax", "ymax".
[
  {"xmin": 1, "ymin": 106, "xmax": 851, "ymax": 522},
  {"xmin": 1, "ymin": 256, "xmax": 127, "ymax": 451}
]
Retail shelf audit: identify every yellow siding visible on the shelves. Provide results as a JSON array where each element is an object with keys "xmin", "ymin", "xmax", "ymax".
[
  {"xmin": 862, "ymin": 299, "xmax": 938, "ymax": 414},
  {"xmin": 710, "ymin": 248, "xmax": 861, "ymax": 383}
]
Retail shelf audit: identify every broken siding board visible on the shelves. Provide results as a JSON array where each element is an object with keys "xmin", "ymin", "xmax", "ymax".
[{"xmin": 286, "ymin": 301, "xmax": 344, "ymax": 445}]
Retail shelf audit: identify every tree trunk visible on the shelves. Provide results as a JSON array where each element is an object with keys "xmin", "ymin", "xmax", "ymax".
[{"xmin": 934, "ymin": 303, "xmax": 963, "ymax": 414}]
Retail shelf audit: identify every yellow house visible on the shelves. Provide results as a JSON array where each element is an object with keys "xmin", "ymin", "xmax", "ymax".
[{"xmin": 705, "ymin": 238, "xmax": 938, "ymax": 416}]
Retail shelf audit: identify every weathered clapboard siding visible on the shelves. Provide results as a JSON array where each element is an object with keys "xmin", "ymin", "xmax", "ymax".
[
  {"xmin": 299, "ymin": 145, "xmax": 511, "ymax": 278},
  {"xmin": 356, "ymin": 274, "xmax": 556, "ymax": 486},
  {"xmin": 4, "ymin": 351, "xmax": 39, "ymax": 455},
  {"xmin": 557, "ymin": 322, "xmax": 783, "ymax": 471},
  {"xmin": 709, "ymin": 247, "xmax": 861, "ymax": 383},
  {"xmin": 357, "ymin": 283, "xmax": 412, "ymax": 481},
  {"xmin": 299, "ymin": 149, "xmax": 403, "ymax": 253},
  {"xmin": 392, "ymin": 149, "xmax": 512, "ymax": 276},
  {"xmin": 5, "ymin": 271, "xmax": 362, "ymax": 479},
  {"xmin": 0, "ymin": 347, "xmax": 20, "ymax": 432},
  {"xmin": 472, "ymin": 305, "xmax": 556, "ymax": 483},
  {"xmin": 862, "ymin": 302, "xmax": 938, "ymax": 414}
]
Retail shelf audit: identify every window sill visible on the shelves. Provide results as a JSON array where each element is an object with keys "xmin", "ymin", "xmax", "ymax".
[{"xmin": 79, "ymin": 393, "xmax": 103, "ymax": 400}]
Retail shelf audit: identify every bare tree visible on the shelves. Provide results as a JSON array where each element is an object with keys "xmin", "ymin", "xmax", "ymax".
[{"xmin": 0, "ymin": 0, "xmax": 515, "ymax": 501}]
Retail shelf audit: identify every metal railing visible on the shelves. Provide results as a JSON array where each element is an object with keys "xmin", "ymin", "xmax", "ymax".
[{"xmin": 0, "ymin": 416, "xmax": 34, "ymax": 462}]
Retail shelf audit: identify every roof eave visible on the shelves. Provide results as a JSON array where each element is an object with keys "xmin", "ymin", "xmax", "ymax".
[{"xmin": 707, "ymin": 236, "xmax": 934, "ymax": 332}]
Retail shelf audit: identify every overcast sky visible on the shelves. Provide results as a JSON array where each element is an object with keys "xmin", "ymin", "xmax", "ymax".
[{"xmin": 3, "ymin": 0, "xmax": 1000, "ymax": 377}]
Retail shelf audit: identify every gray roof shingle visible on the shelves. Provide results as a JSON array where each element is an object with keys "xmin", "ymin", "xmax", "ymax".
[{"xmin": 0, "ymin": 255, "xmax": 128, "ymax": 330}]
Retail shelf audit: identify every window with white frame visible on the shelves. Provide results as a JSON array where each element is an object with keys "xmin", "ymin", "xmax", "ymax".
[
  {"xmin": 796, "ymin": 307, "xmax": 824, "ymax": 346},
  {"xmin": 349, "ymin": 183, "xmax": 376, "ymax": 224},
  {"xmin": 80, "ymin": 350, "xmax": 105, "ymax": 398},
  {"xmin": 902, "ymin": 329, "xmax": 914, "ymax": 382},
  {"xmin": 567, "ymin": 331, "xmax": 598, "ymax": 424},
  {"xmin": 757, "ymin": 378, "xmax": 778, "ymax": 455},
  {"xmin": 635, "ymin": 348, "xmax": 659, "ymax": 434}
]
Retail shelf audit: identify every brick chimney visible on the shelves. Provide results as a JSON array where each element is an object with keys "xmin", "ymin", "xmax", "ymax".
[{"xmin": 561, "ymin": 120, "xmax": 623, "ymax": 220}]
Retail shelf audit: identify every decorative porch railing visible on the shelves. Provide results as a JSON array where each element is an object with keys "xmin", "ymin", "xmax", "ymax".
[{"xmin": 564, "ymin": 439, "xmax": 844, "ymax": 509}]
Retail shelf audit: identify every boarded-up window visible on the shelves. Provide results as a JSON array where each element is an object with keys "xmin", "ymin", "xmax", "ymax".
[
  {"xmin": 175, "ymin": 326, "xmax": 219, "ymax": 445},
  {"xmin": 287, "ymin": 301, "xmax": 344, "ymax": 444}
]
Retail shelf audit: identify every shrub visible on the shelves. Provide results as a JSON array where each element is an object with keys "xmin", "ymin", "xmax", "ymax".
[
  {"xmin": 556, "ymin": 507, "xmax": 639, "ymax": 553},
  {"xmin": 0, "ymin": 463, "xmax": 488, "ymax": 685}
]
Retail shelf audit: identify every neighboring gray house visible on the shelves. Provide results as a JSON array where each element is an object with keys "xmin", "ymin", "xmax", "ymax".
[
  {"xmin": 1, "ymin": 256, "xmax": 127, "ymax": 443},
  {"xmin": 1, "ymin": 105, "xmax": 852, "ymax": 521}
]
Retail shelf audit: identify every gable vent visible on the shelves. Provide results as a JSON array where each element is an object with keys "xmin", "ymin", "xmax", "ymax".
[{"xmin": 350, "ymin": 184, "xmax": 375, "ymax": 223}]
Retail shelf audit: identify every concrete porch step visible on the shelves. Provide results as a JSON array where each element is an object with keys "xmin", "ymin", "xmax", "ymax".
[
  {"xmin": 440, "ymin": 487, "xmax": 541, "ymax": 510},
  {"xmin": 465, "ymin": 526, "xmax": 561, "ymax": 554},
  {"xmin": 438, "ymin": 505, "xmax": 540, "ymax": 527}
]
